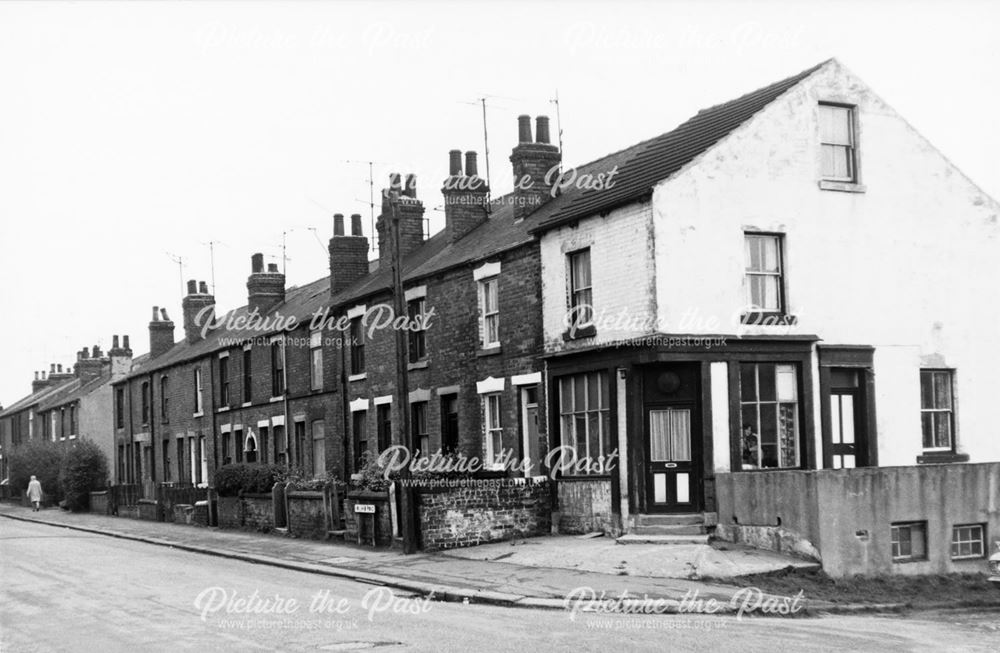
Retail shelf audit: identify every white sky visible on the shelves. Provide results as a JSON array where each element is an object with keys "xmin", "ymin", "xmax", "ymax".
[{"xmin": 1, "ymin": 0, "xmax": 998, "ymax": 405}]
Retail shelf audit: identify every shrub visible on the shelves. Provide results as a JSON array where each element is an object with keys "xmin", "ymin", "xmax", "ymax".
[
  {"xmin": 214, "ymin": 463, "xmax": 286, "ymax": 497},
  {"xmin": 281, "ymin": 467, "xmax": 343, "ymax": 493},
  {"xmin": 349, "ymin": 451, "xmax": 391, "ymax": 493},
  {"xmin": 59, "ymin": 440, "xmax": 109, "ymax": 511},
  {"xmin": 8, "ymin": 439, "xmax": 65, "ymax": 503}
]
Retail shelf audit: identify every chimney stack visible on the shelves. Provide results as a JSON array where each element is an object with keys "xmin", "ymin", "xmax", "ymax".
[
  {"xmin": 441, "ymin": 149, "xmax": 489, "ymax": 243},
  {"xmin": 149, "ymin": 305, "xmax": 176, "ymax": 358},
  {"xmin": 329, "ymin": 212, "xmax": 371, "ymax": 296},
  {"xmin": 376, "ymin": 173, "xmax": 425, "ymax": 268},
  {"xmin": 246, "ymin": 253, "xmax": 286, "ymax": 314},
  {"xmin": 31, "ymin": 370, "xmax": 50, "ymax": 393},
  {"xmin": 77, "ymin": 343, "xmax": 107, "ymax": 383},
  {"xmin": 109, "ymin": 333, "xmax": 134, "ymax": 380},
  {"xmin": 182, "ymin": 279, "xmax": 216, "ymax": 344},
  {"xmin": 510, "ymin": 114, "xmax": 561, "ymax": 220}
]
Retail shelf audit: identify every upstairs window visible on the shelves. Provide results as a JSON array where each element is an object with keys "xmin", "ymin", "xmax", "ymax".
[
  {"xmin": 310, "ymin": 331, "xmax": 323, "ymax": 390},
  {"xmin": 193, "ymin": 368, "xmax": 203, "ymax": 414},
  {"xmin": 160, "ymin": 376, "xmax": 169, "ymax": 421},
  {"xmin": 568, "ymin": 249, "xmax": 593, "ymax": 327},
  {"xmin": 115, "ymin": 387, "xmax": 125, "ymax": 429},
  {"xmin": 350, "ymin": 318, "xmax": 365, "ymax": 376},
  {"xmin": 219, "ymin": 355, "xmax": 230, "ymax": 407},
  {"xmin": 819, "ymin": 103, "xmax": 857, "ymax": 182},
  {"xmin": 408, "ymin": 298, "xmax": 428, "ymax": 363},
  {"xmin": 270, "ymin": 339, "xmax": 285, "ymax": 397},
  {"xmin": 920, "ymin": 370, "xmax": 955, "ymax": 452},
  {"xmin": 141, "ymin": 381, "xmax": 150, "ymax": 425},
  {"xmin": 478, "ymin": 277, "xmax": 500, "ymax": 349},
  {"xmin": 242, "ymin": 348, "xmax": 252, "ymax": 404},
  {"xmin": 744, "ymin": 234, "xmax": 785, "ymax": 314}
]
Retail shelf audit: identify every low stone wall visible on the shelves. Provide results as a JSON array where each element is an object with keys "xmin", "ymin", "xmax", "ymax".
[
  {"xmin": 117, "ymin": 505, "xmax": 140, "ymax": 520},
  {"xmin": 716, "ymin": 462, "xmax": 1000, "ymax": 577},
  {"xmin": 344, "ymin": 492, "xmax": 394, "ymax": 546},
  {"xmin": 137, "ymin": 499, "xmax": 159, "ymax": 521},
  {"xmin": 287, "ymin": 491, "xmax": 327, "ymax": 540},
  {"xmin": 216, "ymin": 494, "xmax": 275, "ymax": 532},
  {"xmin": 416, "ymin": 478, "xmax": 552, "ymax": 551},
  {"xmin": 556, "ymin": 478, "xmax": 614, "ymax": 535},
  {"xmin": 89, "ymin": 491, "xmax": 111, "ymax": 515}
]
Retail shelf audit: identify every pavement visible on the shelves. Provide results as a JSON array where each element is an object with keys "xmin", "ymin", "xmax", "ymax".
[
  {"xmin": 7, "ymin": 517, "xmax": 999, "ymax": 652},
  {"xmin": 0, "ymin": 502, "xmax": 826, "ymax": 614}
]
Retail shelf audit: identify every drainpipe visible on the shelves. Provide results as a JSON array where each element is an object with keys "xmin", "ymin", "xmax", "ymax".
[
  {"xmin": 340, "ymin": 326, "xmax": 350, "ymax": 482},
  {"xmin": 281, "ymin": 335, "xmax": 290, "ymax": 470}
]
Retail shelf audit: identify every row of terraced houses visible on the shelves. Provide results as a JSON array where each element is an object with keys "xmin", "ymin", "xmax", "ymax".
[{"xmin": 3, "ymin": 59, "xmax": 999, "ymax": 576}]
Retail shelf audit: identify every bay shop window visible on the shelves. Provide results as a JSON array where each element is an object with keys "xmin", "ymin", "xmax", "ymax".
[{"xmin": 738, "ymin": 362, "xmax": 802, "ymax": 470}]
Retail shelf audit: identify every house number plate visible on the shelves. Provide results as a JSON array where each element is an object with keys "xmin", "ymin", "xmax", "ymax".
[{"xmin": 354, "ymin": 504, "xmax": 376, "ymax": 513}]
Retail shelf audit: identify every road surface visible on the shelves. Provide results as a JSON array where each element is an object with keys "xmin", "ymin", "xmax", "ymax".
[{"xmin": 1, "ymin": 518, "xmax": 997, "ymax": 652}]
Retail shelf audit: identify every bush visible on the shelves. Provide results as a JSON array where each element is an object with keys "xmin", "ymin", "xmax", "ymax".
[
  {"xmin": 8, "ymin": 439, "xmax": 65, "ymax": 503},
  {"xmin": 214, "ymin": 463, "xmax": 286, "ymax": 497},
  {"xmin": 281, "ymin": 467, "xmax": 343, "ymax": 493},
  {"xmin": 59, "ymin": 440, "xmax": 109, "ymax": 511}
]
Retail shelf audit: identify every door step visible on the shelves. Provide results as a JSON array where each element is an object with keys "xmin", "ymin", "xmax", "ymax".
[
  {"xmin": 632, "ymin": 524, "xmax": 706, "ymax": 535},
  {"xmin": 616, "ymin": 534, "xmax": 710, "ymax": 545},
  {"xmin": 636, "ymin": 514, "xmax": 705, "ymax": 527}
]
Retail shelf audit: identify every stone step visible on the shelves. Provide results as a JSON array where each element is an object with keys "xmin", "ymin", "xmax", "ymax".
[
  {"xmin": 632, "ymin": 524, "xmax": 706, "ymax": 536},
  {"xmin": 616, "ymin": 534, "xmax": 711, "ymax": 545},
  {"xmin": 635, "ymin": 513, "xmax": 705, "ymax": 526}
]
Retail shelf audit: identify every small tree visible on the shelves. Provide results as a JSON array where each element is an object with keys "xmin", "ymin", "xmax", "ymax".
[
  {"xmin": 9, "ymin": 439, "xmax": 64, "ymax": 504},
  {"xmin": 59, "ymin": 440, "xmax": 109, "ymax": 511}
]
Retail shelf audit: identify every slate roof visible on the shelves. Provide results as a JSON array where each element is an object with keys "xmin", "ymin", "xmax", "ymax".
[
  {"xmin": 37, "ymin": 373, "xmax": 111, "ymax": 412},
  {"xmin": 113, "ymin": 60, "xmax": 830, "ymax": 383},
  {"xmin": 530, "ymin": 59, "xmax": 831, "ymax": 233},
  {"xmin": 0, "ymin": 379, "xmax": 77, "ymax": 418}
]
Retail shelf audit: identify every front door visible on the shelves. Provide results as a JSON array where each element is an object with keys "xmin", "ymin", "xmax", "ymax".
[
  {"xmin": 643, "ymin": 364, "xmax": 702, "ymax": 513},
  {"xmin": 828, "ymin": 368, "xmax": 868, "ymax": 468}
]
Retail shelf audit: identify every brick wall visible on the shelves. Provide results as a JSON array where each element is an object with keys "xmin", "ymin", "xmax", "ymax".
[
  {"xmin": 287, "ymin": 491, "xmax": 327, "ymax": 539},
  {"xmin": 416, "ymin": 478, "xmax": 552, "ymax": 551},
  {"xmin": 339, "ymin": 241, "xmax": 544, "ymax": 474},
  {"xmin": 89, "ymin": 491, "xmax": 111, "ymax": 515},
  {"xmin": 344, "ymin": 493, "xmax": 394, "ymax": 546},
  {"xmin": 556, "ymin": 479, "xmax": 614, "ymax": 534},
  {"xmin": 215, "ymin": 494, "xmax": 274, "ymax": 532}
]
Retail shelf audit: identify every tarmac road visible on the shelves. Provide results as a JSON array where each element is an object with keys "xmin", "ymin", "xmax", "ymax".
[{"xmin": 1, "ymin": 518, "xmax": 997, "ymax": 652}]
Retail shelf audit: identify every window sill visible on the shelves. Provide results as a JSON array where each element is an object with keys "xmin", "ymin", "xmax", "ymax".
[
  {"xmin": 59, "ymin": 437, "xmax": 66, "ymax": 441},
  {"xmin": 192, "ymin": 412, "xmax": 204, "ymax": 418},
  {"xmin": 69, "ymin": 435, "xmax": 77, "ymax": 440},
  {"xmin": 408, "ymin": 360, "xmax": 429, "ymax": 370},
  {"xmin": 217, "ymin": 406, "xmax": 229, "ymax": 413},
  {"xmin": 562, "ymin": 325, "xmax": 596, "ymax": 341},
  {"xmin": 477, "ymin": 346, "xmax": 501, "ymax": 358},
  {"xmin": 891, "ymin": 557, "xmax": 928, "ymax": 565},
  {"xmin": 241, "ymin": 401, "xmax": 252, "ymax": 408},
  {"xmin": 819, "ymin": 180, "xmax": 866, "ymax": 193},
  {"xmin": 348, "ymin": 373, "xmax": 367, "ymax": 382},
  {"xmin": 269, "ymin": 396, "xmax": 284, "ymax": 404},
  {"xmin": 740, "ymin": 312, "xmax": 797, "ymax": 326},
  {"xmin": 916, "ymin": 451, "xmax": 969, "ymax": 464}
]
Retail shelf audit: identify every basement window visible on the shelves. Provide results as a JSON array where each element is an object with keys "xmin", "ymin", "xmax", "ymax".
[
  {"xmin": 951, "ymin": 524, "xmax": 986, "ymax": 560},
  {"xmin": 891, "ymin": 521, "xmax": 927, "ymax": 562}
]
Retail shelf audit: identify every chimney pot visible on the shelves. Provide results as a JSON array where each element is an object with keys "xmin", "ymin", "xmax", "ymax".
[
  {"xmin": 403, "ymin": 174, "xmax": 417, "ymax": 198},
  {"xmin": 41, "ymin": 371, "xmax": 47, "ymax": 380},
  {"xmin": 50, "ymin": 363, "xmax": 56, "ymax": 373},
  {"xmin": 161, "ymin": 308, "xmax": 170, "ymax": 321},
  {"xmin": 57, "ymin": 364, "xmax": 63, "ymax": 374},
  {"xmin": 251, "ymin": 253, "xmax": 264, "ymax": 273},
  {"xmin": 517, "ymin": 115, "xmax": 533, "ymax": 143},
  {"xmin": 350, "ymin": 214, "xmax": 363, "ymax": 236},
  {"xmin": 123, "ymin": 335, "xmax": 130, "ymax": 351},
  {"xmin": 34, "ymin": 371, "xmax": 38, "ymax": 380},
  {"xmin": 535, "ymin": 116, "xmax": 551, "ymax": 145},
  {"xmin": 334, "ymin": 213, "xmax": 345, "ymax": 236},
  {"xmin": 464, "ymin": 151, "xmax": 479, "ymax": 178},
  {"xmin": 186, "ymin": 279, "xmax": 197, "ymax": 295},
  {"xmin": 92, "ymin": 345, "xmax": 101, "ymax": 358},
  {"xmin": 267, "ymin": 263, "xmax": 279, "ymax": 273},
  {"xmin": 112, "ymin": 335, "xmax": 120, "ymax": 349},
  {"xmin": 199, "ymin": 281, "xmax": 208, "ymax": 294},
  {"xmin": 152, "ymin": 306, "xmax": 159, "ymax": 321},
  {"xmin": 448, "ymin": 150, "xmax": 463, "ymax": 176},
  {"xmin": 388, "ymin": 172, "xmax": 403, "ymax": 194}
]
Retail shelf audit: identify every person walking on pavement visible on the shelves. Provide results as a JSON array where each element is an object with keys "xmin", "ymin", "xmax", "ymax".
[{"xmin": 26, "ymin": 475, "xmax": 42, "ymax": 511}]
